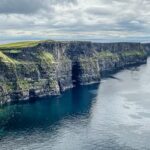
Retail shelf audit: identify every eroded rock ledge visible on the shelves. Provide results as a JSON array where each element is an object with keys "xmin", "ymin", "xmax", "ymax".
[{"xmin": 0, "ymin": 41, "xmax": 149, "ymax": 105}]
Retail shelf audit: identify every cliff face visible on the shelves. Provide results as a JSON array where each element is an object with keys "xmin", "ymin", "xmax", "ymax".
[
  {"xmin": 0, "ymin": 41, "xmax": 148, "ymax": 105},
  {"xmin": 142, "ymin": 43, "xmax": 150, "ymax": 56}
]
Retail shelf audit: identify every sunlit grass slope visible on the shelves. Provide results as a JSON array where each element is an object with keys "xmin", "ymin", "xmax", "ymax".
[{"xmin": 0, "ymin": 41, "xmax": 42, "ymax": 49}]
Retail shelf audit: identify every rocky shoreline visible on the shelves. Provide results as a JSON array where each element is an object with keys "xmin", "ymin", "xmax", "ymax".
[{"xmin": 0, "ymin": 41, "xmax": 150, "ymax": 105}]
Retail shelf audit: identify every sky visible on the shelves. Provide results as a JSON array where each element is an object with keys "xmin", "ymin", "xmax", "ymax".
[{"xmin": 0, "ymin": 0, "xmax": 150, "ymax": 43}]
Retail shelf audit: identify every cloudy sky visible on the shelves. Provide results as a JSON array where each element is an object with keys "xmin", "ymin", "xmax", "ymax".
[{"xmin": 0, "ymin": 0, "xmax": 150, "ymax": 43}]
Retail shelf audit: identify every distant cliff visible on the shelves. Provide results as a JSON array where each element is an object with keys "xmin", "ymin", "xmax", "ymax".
[{"xmin": 0, "ymin": 41, "xmax": 149, "ymax": 105}]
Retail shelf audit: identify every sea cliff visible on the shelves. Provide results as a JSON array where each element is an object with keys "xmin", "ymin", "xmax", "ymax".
[{"xmin": 0, "ymin": 41, "xmax": 149, "ymax": 105}]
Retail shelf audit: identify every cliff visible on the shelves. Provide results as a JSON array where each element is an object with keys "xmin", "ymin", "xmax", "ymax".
[
  {"xmin": 142, "ymin": 43, "xmax": 150, "ymax": 55},
  {"xmin": 0, "ymin": 41, "xmax": 148, "ymax": 105}
]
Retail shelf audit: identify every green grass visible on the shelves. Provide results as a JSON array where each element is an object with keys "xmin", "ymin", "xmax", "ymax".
[
  {"xmin": 2, "ymin": 82, "xmax": 15, "ymax": 92},
  {"xmin": 2, "ymin": 49, "xmax": 22, "ymax": 54},
  {"xmin": 0, "ymin": 51, "xmax": 19, "ymax": 64},
  {"xmin": 122, "ymin": 50, "xmax": 145, "ymax": 57},
  {"xmin": 98, "ymin": 51, "xmax": 119, "ymax": 60},
  {"xmin": 0, "ymin": 40, "xmax": 56, "ymax": 50},
  {"xmin": 38, "ymin": 51, "xmax": 55, "ymax": 64},
  {"xmin": 17, "ymin": 79, "xmax": 30, "ymax": 90},
  {"xmin": 0, "ymin": 41, "xmax": 42, "ymax": 49}
]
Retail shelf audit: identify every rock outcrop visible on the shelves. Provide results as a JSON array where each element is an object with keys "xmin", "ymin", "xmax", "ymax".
[{"xmin": 0, "ymin": 41, "xmax": 149, "ymax": 105}]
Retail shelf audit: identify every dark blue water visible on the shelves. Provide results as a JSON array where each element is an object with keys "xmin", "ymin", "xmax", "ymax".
[{"xmin": 1, "ymin": 59, "xmax": 150, "ymax": 150}]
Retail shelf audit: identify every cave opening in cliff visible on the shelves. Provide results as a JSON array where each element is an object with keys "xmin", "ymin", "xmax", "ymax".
[
  {"xmin": 72, "ymin": 62, "xmax": 80, "ymax": 86},
  {"xmin": 29, "ymin": 89, "xmax": 37, "ymax": 102}
]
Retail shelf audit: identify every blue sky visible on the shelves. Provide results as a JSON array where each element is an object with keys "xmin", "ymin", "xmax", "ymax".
[{"xmin": 0, "ymin": 0, "xmax": 150, "ymax": 43}]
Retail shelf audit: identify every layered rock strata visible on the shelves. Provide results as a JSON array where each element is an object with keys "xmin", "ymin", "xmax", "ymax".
[{"xmin": 0, "ymin": 41, "xmax": 149, "ymax": 105}]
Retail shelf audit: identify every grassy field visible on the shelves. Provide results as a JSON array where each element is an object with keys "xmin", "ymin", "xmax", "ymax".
[{"xmin": 0, "ymin": 41, "xmax": 42, "ymax": 49}]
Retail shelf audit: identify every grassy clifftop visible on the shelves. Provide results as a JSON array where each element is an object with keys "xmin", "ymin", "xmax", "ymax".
[
  {"xmin": 0, "ymin": 41, "xmax": 42, "ymax": 50},
  {"xmin": 0, "ymin": 40, "xmax": 56, "ymax": 50}
]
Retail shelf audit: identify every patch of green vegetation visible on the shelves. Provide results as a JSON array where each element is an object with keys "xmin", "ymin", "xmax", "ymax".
[
  {"xmin": 3, "ymin": 49, "xmax": 22, "ymax": 54},
  {"xmin": 0, "ymin": 41, "xmax": 41, "ymax": 49},
  {"xmin": 97, "ymin": 51, "xmax": 119, "ymax": 61},
  {"xmin": 17, "ymin": 79, "xmax": 30, "ymax": 90},
  {"xmin": 5, "ymin": 83, "xmax": 13, "ymax": 92},
  {"xmin": 0, "ymin": 51, "xmax": 19, "ymax": 64},
  {"xmin": 79, "ymin": 57, "xmax": 97, "ymax": 62},
  {"xmin": 122, "ymin": 50, "xmax": 145, "ymax": 57},
  {"xmin": 38, "ymin": 51, "xmax": 55, "ymax": 64},
  {"xmin": 49, "ymin": 79, "xmax": 58, "ymax": 88},
  {"xmin": 2, "ymin": 82, "xmax": 15, "ymax": 92}
]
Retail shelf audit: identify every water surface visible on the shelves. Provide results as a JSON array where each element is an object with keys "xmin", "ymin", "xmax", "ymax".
[{"xmin": 1, "ymin": 59, "xmax": 150, "ymax": 150}]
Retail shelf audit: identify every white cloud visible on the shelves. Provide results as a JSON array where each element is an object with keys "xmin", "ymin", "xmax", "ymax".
[{"xmin": 0, "ymin": 0, "xmax": 150, "ymax": 43}]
